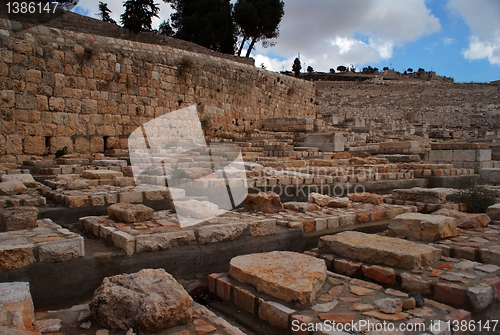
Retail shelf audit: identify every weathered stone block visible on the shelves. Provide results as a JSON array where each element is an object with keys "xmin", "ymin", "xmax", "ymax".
[
  {"xmin": 486, "ymin": 203, "xmax": 500, "ymax": 220},
  {"xmin": 319, "ymin": 231, "xmax": 442, "ymax": 270},
  {"xmin": 111, "ymin": 230, "xmax": 135, "ymax": 256},
  {"xmin": 82, "ymin": 170, "xmax": 123, "ymax": 179},
  {"xmin": 23, "ymin": 136, "xmax": 46, "ymax": 155},
  {"xmin": 387, "ymin": 213, "xmax": 457, "ymax": 241},
  {"xmin": 0, "ymin": 282, "xmax": 37, "ymax": 333},
  {"xmin": 453, "ymin": 150, "xmax": 475, "ymax": 162},
  {"xmin": 0, "ymin": 243, "xmax": 35, "ymax": 271},
  {"xmin": 229, "ymin": 251, "xmax": 326, "ymax": 305},
  {"xmin": 90, "ymin": 269, "xmax": 192, "ymax": 332},
  {"xmin": 0, "ymin": 180, "xmax": 27, "ymax": 196},
  {"xmin": 135, "ymin": 231, "xmax": 196, "ymax": 253},
  {"xmin": 258, "ymin": 299, "xmax": 295, "ymax": 329},
  {"xmin": 107, "ymin": 203, "xmax": 154, "ymax": 223},
  {"xmin": 428, "ymin": 150, "xmax": 453, "ymax": 162},
  {"xmin": 118, "ymin": 191, "xmax": 143, "ymax": 203},
  {"xmin": 248, "ymin": 219, "xmax": 276, "ymax": 236},
  {"xmin": 243, "ymin": 191, "xmax": 283, "ymax": 213},
  {"xmin": 0, "ymin": 207, "xmax": 38, "ymax": 232},
  {"xmin": 38, "ymin": 236, "xmax": 84, "ymax": 262},
  {"xmin": 197, "ymin": 222, "xmax": 246, "ymax": 244}
]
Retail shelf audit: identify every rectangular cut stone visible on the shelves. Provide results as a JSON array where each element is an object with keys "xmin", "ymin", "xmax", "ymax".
[
  {"xmin": 319, "ymin": 231, "xmax": 442, "ymax": 270},
  {"xmin": 258, "ymin": 299, "xmax": 296, "ymax": 329},
  {"xmin": 453, "ymin": 150, "xmax": 476, "ymax": 162},
  {"xmin": 0, "ymin": 243, "xmax": 35, "ymax": 271},
  {"xmin": 229, "ymin": 251, "xmax": 326, "ymax": 305},
  {"xmin": 428, "ymin": 150, "xmax": 453, "ymax": 162},
  {"xmin": 197, "ymin": 222, "xmax": 247, "ymax": 244},
  {"xmin": 391, "ymin": 188, "xmax": 448, "ymax": 204},
  {"xmin": 135, "ymin": 231, "xmax": 196, "ymax": 253},
  {"xmin": 233, "ymin": 286, "xmax": 256, "ymax": 314},
  {"xmin": 0, "ymin": 282, "xmax": 38, "ymax": 333},
  {"xmin": 248, "ymin": 219, "xmax": 276, "ymax": 236},
  {"xmin": 387, "ymin": 213, "xmax": 457, "ymax": 242},
  {"xmin": 111, "ymin": 230, "xmax": 135, "ymax": 255},
  {"xmin": 82, "ymin": 169, "xmax": 123, "ymax": 179},
  {"xmin": 37, "ymin": 236, "xmax": 84, "ymax": 262}
]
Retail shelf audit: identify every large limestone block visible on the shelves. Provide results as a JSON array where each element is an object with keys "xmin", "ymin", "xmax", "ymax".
[
  {"xmin": 1, "ymin": 174, "xmax": 37, "ymax": 188},
  {"xmin": 347, "ymin": 192, "xmax": 383, "ymax": 205},
  {"xmin": 0, "ymin": 180, "xmax": 27, "ymax": 195},
  {"xmin": 173, "ymin": 199, "xmax": 219, "ymax": 219},
  {"xmin": 82, "ymin": 170, "xmax": 123, "ymax": 180},
  {"xmin": 90, "ymin": 269, "xmax": 192, "ymax": 332},
  {"xmin": 309, "ymin": 192, "xmax": 332, "ymax": 206},
  {"xmin": 107, "ymin": 203, "xmax": 154, "ymax": 223},
  {"xmin": 229, "ymin": 251, "xmax": 327, "ymax": 305},
  {"xmin": 0, "ymin": 207, "xmax": 38, "ymax": 232},
  {"xmin": 243, "ymin": 191, "xmax": 283, "ymax": 213},
  {"xmin": 387, "ymin": 213, "xmax": 457, "ymax": 241},
  {"xmin": 197, "ymin": 222, "xmax": 246, "ymax": 244},
  {"xmin": 0, "ymin": 282, "xmax": 38, "ymax": 333},
  {"xmin": 392, "ymin": 188, "xmax": 450, "ymax": 204},
  {"xmin": 319, "ymin": 231, "xmax": 442, "ymax": 270},
  {"xmin": 486, "ymin": 203, "xmax": 500, "ymax": 221},
  {"xmin": 0, "ymin": 243, "xmax": 35, "ymax": 271},
  {"xmin": 432, "ymin": 208, "xmax": 490, "ymax": 229}
]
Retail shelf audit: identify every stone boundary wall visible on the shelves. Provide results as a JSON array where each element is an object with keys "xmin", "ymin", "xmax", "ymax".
[
  {"xmin": 316, "ymin": 81, "xmax": 500, "ymax": 131},
  {"xmin": 0, "ymin": 5, "xmax": 253, "ymax": 66},
  {"xmin": 0, "ymin": 19, "xmax": 316, "ymax": 163}
]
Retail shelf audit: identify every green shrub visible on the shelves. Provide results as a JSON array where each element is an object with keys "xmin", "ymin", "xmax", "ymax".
[
  {"xmin": 171, "ymin": 164, "xmax": 188, "ymax": 179},
  {"xmin": 447, "ymin": 186, "xmax": 497, "ymax": 213}
]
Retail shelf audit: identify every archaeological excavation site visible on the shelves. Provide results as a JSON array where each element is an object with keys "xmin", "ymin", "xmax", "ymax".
[{"xmin": 1, "ymin": 6, "xmax": 500, "ymax": 335}]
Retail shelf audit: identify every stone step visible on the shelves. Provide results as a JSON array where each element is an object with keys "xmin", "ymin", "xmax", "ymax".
[{"xmin": 318, "ymin": 231, "xmax": 442, "ymax": 270}]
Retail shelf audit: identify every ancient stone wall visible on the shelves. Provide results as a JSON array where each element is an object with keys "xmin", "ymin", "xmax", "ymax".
[
  {"xmin": 0, "ymin": 5, "xmax": 253, "ymax": 66},
  {"xmin": 0, "ymin": 19, "xmax": 316, "ymax": 163},
  {"xmin": 316, "ymin": 81, "xmax": 500, "ymax": 131}
]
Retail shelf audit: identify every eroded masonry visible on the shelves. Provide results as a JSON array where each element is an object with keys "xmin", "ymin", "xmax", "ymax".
[{"xmin": 1, "ymin": 9, "xmax": 500, "ymax": 335}]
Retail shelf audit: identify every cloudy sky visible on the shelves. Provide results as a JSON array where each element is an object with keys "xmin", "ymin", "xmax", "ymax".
[{"xmin": 73, "ymin": 0, "xmax": 500, "ymax": 83}]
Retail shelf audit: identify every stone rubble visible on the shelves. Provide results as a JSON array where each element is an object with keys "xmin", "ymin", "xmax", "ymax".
[{"xmin": 90, "ymin": 269, "xmax": 193, "ymax": 332}]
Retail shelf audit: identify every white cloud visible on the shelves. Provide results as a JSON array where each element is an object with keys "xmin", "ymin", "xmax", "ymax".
[
  {"xmin": 251, "ymin": 0, "xmax": 441, "ymax": 72},
  {"xmin": 442, "ymin": 37, "xmax": 456, "ymax": 46},
  {"xmin": 448, "ymin": 0, "xmax": 500, "ymax": 65}
]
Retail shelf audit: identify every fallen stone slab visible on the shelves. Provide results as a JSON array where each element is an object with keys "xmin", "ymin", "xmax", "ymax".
[
  {"xmin": 0, "ymin": 282, "xmax": 38, "ymax": 334},
  {"xmin": 1, "ymin": 174, "xmax": 38, "ymax": 188},
  {"xmin": 243, "ymin": 191, "xmax": 283, "ymax": 213},
  {"xmin": 90, "ymin": 269, "xmax": 192, "ymax": 332},
  {"xmin": 0, "ymin": 180, "xmax": 27, "ymax": 196},
  {"xmin": 107, "ymin": 203, "xmax": 154, "ymax": 223},
  {"xmin": 82, "ymin": 170, "xmax": 123, "ymax": 180},
  {"xmin": 431, "ymin": 208, "xmax": 490, "ymax": 229},
  {"xmin": 319, "ymin": 231, "xmax": 442, "ymax": 270},
  {"xmin": 229, "ymin": 251, "xmax": 327, "ymax": 305},
  {"xmin": 309, "ymin": 192, "xmax": 333, "ymax": 206},
  {"xmin": 387, "ymin": 213, "xmax": 457, "ymax": 241},
  {"xmin": 327, "ymin": 197, "xmax": 350, "ymax": 208},
  {"xmin": 0, "ymin": 207, "xmax": 38, "ymax": 232},
  {"xmin": 392, "ymin": 187, "xmax": 450, "ymax": 204},
  {"xmin": 173, "ymin": 199, "xmax": 219, "ymax": 220},
  {"xmin": 347, "ymin": 192, "xmax": 383, "ymax": 205}
]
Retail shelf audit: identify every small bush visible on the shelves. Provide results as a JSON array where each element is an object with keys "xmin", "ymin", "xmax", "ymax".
[
  {"xmin": 171, "ymin": 164, "xmax": 188, "ymax": 179},
  {"xmin": 447, "ymin": 186, "xmax": 497, "ymax": 213},
  {"xmin": 176, "ymin": 57, "xmax": 194, "ymax": 80}
]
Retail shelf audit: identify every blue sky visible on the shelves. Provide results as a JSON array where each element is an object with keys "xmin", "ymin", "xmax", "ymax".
[{"xmin": 73, "ymin": 0, "xmax": 500, "ymax": 83}]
